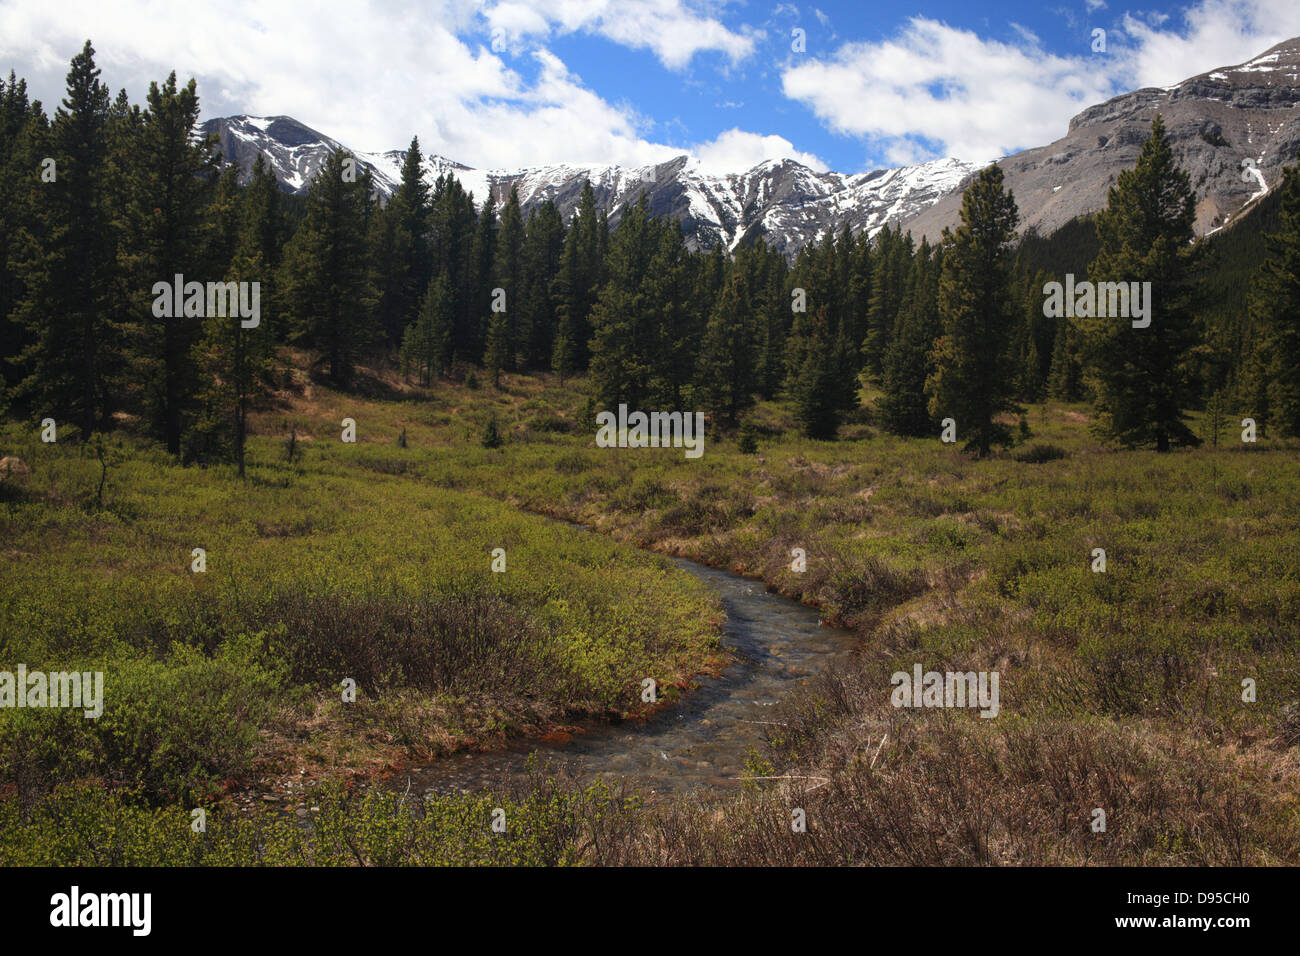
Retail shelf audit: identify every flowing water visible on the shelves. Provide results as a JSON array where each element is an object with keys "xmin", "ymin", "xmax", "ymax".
[{"xmin": 402, "ymin": 551, "xmax": 861, "ymax": 798}]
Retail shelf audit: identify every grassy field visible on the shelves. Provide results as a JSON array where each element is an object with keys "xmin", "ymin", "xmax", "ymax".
[{"xmin": 2, "ymin": 352, "xmax": 1298, "ymax": 864}]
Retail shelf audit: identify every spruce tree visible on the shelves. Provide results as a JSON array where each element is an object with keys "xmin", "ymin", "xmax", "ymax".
[
  {"xmin": 401, "ymin": 270, "xmax": 452, "ymax": 385},
  {"xmin": 878, "ymin": 238, "xmax": 940, "ymax": 435},
  {"xmin": 190, "ymin": 198, "xmax": 275, "ymax": 473},
  {"xmin": 279, "ymin": 150, "xmax": 375, "ymax": 388},
  {"xmin": 792, "ymin": 306, "xmax": 842, "ymax": 439},
  {"xmin": 13, "ymin": 42, "xmax": 117, "ymax": 436},
  {"xmin": 121, "ymin": 72, "xmax": 219, "ymax": 455},
  {"xmin": 519, "ymin": 199, "xmax": 564, "ymax": 369},
  {"xmin": 588, "ymin": 195, "xmax": 654, "ymax": 409},
  {"xmin": 0, "ymin": 71, "xmax": 44, "ymax": 398},
  {"xmin": 1245, "ymin": 163, "xmax": 1300, "ymax": 436},
  {"xmin": 1085, "ymin": 115, "xmax": 1202, "ymax": 451},
  {"xmin": 695, "ymin": 273, "xmax": 755, "ymax": 425},
  {"xmin": 926, "ymin": 163, "xmax": 1021, "ymax": 456},
  {"xmin": 494, "ymin": 185, "xmax": 524, "ymax": 369}
]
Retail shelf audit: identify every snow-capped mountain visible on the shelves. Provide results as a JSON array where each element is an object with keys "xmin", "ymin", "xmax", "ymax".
[
  {"xmin": 200, "ymin": 113, "xmax": 977, "ymax": 259},
  {"xmin": 200, "ymin": 34, "xmax": 1300, "ymax": 258},
  {"xmin": 904, "ymin": 36, "xmax": 1300, "ymax": 242}
]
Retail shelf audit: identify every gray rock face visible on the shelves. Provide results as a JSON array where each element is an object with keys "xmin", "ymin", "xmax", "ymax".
[{"xmin": 902, "ymin": 37, "xmax": 1300, "ymax": 242}]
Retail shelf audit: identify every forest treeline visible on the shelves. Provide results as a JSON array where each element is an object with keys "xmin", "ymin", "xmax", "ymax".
[{"xmin": 2, "ymin": 43, "xmax": 1299, "ymax": 463}]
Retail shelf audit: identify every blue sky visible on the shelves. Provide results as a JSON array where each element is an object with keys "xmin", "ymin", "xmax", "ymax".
[{"xmin": 2, "ymin": 0, "xmax": 1299, "ymax": 173}]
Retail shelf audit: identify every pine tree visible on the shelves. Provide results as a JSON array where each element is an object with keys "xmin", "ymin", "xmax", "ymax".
[
  {"xmin": 1084, "ymin": 115, "xmax": 1202, "ymax": 451},
  {"xmin": 878, "ymin": 238, "xmax": 940, "ymax": 435},
  {"xmin": 519, "ymin": 199, "xmax": 564, "ymax": 369},
  {"xmin": 428, "ymin": 173, "xmax": 477, "ymax": 363},
  {"xmin": 0, "ymin": 70, "xmax": 44, "ymax": 399},
  {"xmin": 588, "ymin": 195, "xmax": 655, "ymax": 409},
  {"xmin": 1245, "ymin": 163, "xmax": 1300, "ymax": 436},
  {"xmin": 119, "ymin": 72, "xmax": 220, "ymax": 455},
  {"xmin": 279, "ymin": 150, "xmax": 375, "ymax": 388},
  {"xmin": 926, "ymin": 164, "xmax": 1021, "ymax": 456},
  {"xmin": 190, "ymin": 195, "xmax": 275, "ymax": 473},
  {"xmin": 468, "ymin": 191, "xmax": 497, "ymax": 364},
  {"xmin": 13, "ymin": 42, "xmax": 117, "ymax": 437},
  {"xmin": 484, "ymin": 308, "xmax": 509, "ymax": 388},
  {"xmin": 1047, "ymin": 318, "xmax": 1087, "ymax": 401},
  {"xmin": 494, "ymin": 185, "xmax": 524, "ymax": 369},
  {"xmin": 401, "ymin": 270, "xmax": 452, "ymax": 385},
  {"xmin": 792, "ymin": 306, "xmax": 842, "ymax": 439},
  {"xmin": 552, "ymin": 181, "xmax": 604, "ymax": 370},
  {"xmin": 695, "ymin": 273, "xmax": 755, "ymax": 425}
]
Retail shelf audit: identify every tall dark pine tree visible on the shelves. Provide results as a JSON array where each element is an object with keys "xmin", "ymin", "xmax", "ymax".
[
  {"xmin": 122, "ymin": 72, "xmax": 219, "ymax": 455},
  {"xmin": 191, "ymin": 176, "xmax": 276, "ymax": 473},
  {"xmin": 552, "ymin": 181, "xmax": 603, "ymax": 370},
  {"xmin": 519, "ymin": 199, "xmax": 564, "ymax": 369},
  {"xmin": 695, "ymin": 273, "xmax": 755, "ymax": 425},
  {"xmin": 494, "ymin": 185, "xmax": 524, "ymax": 369},
  {"xmin": 1085, "ymin": 115, "xmax": 1202, "ymax": 451},
  {"xmin": 926, "ymin": 163, "xmax": 1021, "ymax": 456},
  {"xmin": 401, "ymin": 270, "xmax": 452, "ymax": 384},
  {"xmin": 0, "ymin": 70, "xmax": 44, "ymax": 401},
  {"xmin": 280, "ymin": 150, "xmax": 376, "ymax": 388},
  {"xmin": 588, "ymin": 195, "xmax": 654, "ymax": 408},
  {"xmin": 371, "ymin": 137, "xmax": 430, "ymax": 346},
  {"xmin": 878, "ymin": 237, "xmax": 940, "ymax": 435},
  {"xmin": 792, "ymin": 306, "xmax": 843, "ymax": 439},
  {"xmin": 14, "ymin": 42, "xmax": 117, "ymax": 436},
  {"xmin": 1245, "ymin": 163, "xmax": 1300, "ymax": 436},
  {"xmin": 428, "ymin": 173, "xmax": 477, "ymax": 363}
]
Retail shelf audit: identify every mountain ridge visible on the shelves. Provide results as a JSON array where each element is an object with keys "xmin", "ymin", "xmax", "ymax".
[{"xmin": 201, "ymin": 35, "xmax": 1300, "ymax": 258}]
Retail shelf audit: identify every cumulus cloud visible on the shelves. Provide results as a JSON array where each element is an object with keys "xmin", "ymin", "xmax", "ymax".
[
  {"xmin": 690, "ymin": 127, "xmax": 827, "ymax": 173},
  {"xmin": 1121, "ymin": 0, "xmax": 1300, "ymax": 88},
  {"xmin": 781, "ymin": 17, "xmax": 1114, "ymax": 164},
  {"xmin": 0, "ymin": 0, "xmax": 760, "ymax": 169},
  {"xmin": 781, "ymin": 0, "xmax": 1300, "ymax": 165},
  {"xmin": 480, "ymin": 0, "xmax": 757, "ymax": 70}
]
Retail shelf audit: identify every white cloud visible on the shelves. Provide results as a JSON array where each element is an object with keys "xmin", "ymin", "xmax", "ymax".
[
  {"xmin": 781, "ymin": 17, "xmax": 1115, "ymax": 163},
  {"xmin": 1120, "ymin": 0, "xmax": 1300, "ymax": 89},
  {"xmin": 690, "ymin": 127, "xmax": 827, "ymax": 173},
  {"xmin": 781, "ymin": 0, "xmax": 1300, "ymax": 166},
  {"xmin": 0, "ymin": 0, "xmax": 761, "ymax": 170},
  {"xmin": 1085, "ymin": 0, "xmax": 1108, "ymax": 13},
  {"xmin": 481, "ymin": 0, "xmax": 757, "ymax": 70}
]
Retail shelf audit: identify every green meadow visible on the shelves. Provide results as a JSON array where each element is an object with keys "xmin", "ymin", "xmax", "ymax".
[{"xmin": 2, "ymin": 357, "xmax": 1298, "ymax": 865}]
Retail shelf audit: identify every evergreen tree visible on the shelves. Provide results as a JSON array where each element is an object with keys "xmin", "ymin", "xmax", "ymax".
[
  {"xmin": 552, "ymin": 181, "xmax": 603, "ymax": 370},
  {"xmin": 1084, "ymin": 115, "xmax": 1202, "ymax": 451},
  {"xmin": 494, "ymin": 185, "xmax": 524, "ymax": 369},
  {"xmin": 1047, "ymin": 318, "xmax": 1087, "ymax": 401},
  {"xmin": 484, "ymin": 308, "xmax": 509, "ymax": 388},
  {"xmin": 279, "ymin": 149, "xmax": 376, "ymax": 388},
  {"xmin": 190, "ymin": 188, "xmax": 276, "ymax": 473},
  {"xmin": 0, "ymin": 70, "xmax": 44, "ymax": 398},
  {"xmin": 519, "ymin": 199, "xmax": 564, "ymax": 369},
  {"xmin": 926, "ymin": 164, "xmax": 1021, "ymax": 456},
  {"xmin": 468, "ymin": 191, "xmax": 497, "ymax": 363},
  {"xmin": 119, "ymin": 72, "xmax": 220, "ymax": 455},
  {"xmin": 878, "ymin": 238, "xmax": 940, "ymax": 435},
  {"xmin": 1245, "ymin": 163, "xmax": 1300, "ymax": 436},
  {"xmin": 792, "ymin": 306, "xmax": 842, "ymax": 439},
  {"xmin": 695, "ymin": 273, "xmax": 755, "ymax": 425},
  {"xmin": 13, "ymin": 42, "xmax": 117, "ymax": 436},
  {"xmin": 588, "ymin": 195, "xmax": 655, "ymax": 408},
  {"xmin": 400, "ymin": 270, "xmax": 452, "ymax": 385},
  {"xmin": 428, "ymin": 173, "xmax": 477, "ymax": 363}
]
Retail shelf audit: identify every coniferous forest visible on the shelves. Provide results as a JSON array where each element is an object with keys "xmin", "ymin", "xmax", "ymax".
[{"xmin": 6, "ymin": 46, "xmax": 1299, "ymax": 459}]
